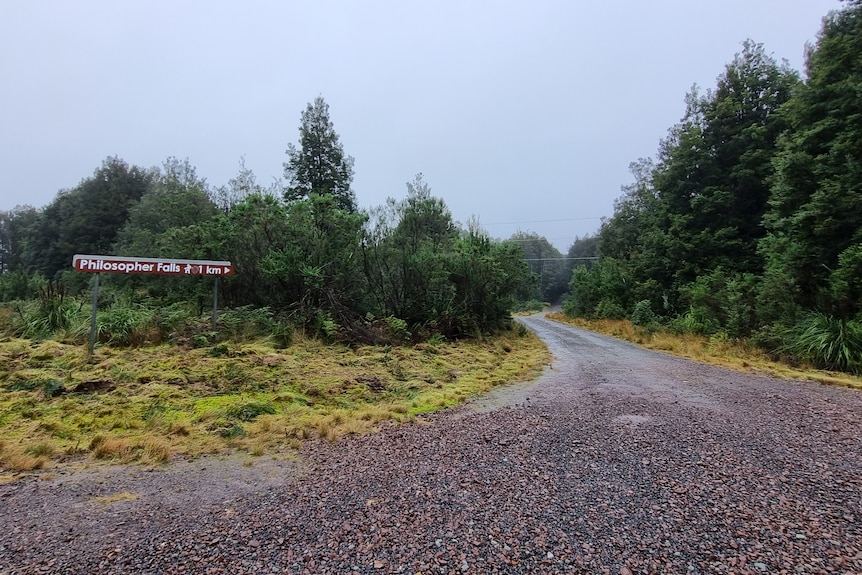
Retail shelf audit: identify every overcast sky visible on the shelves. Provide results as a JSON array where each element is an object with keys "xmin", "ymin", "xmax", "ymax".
[{"xmin": 0, "ymin": 0, "xmax": 841, "ymax": 252}]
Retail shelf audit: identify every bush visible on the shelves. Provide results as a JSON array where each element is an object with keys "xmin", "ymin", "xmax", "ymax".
[
  {"xmin": 152, "ymin": 301, "xmax": 198, "ymax": 338},
  {"xmin": 630, "ymin": 299, "xmax": 659, "ymax": 326},
  {"xmin": 219, "ymin": 424, "xmax": 246, "ymax": 439},
  {"xmin": 678, "ymin": 269, "xmax": 757, "ymax": 338},
  {"xmin": 669, "ymin": 306, "xmax": 721, "ymax": 335},
  {"xmin": 513, "ymin": 300, "xmax": 546, "ymax": 313},
  {"xmin": 271, "ymin": 321, "xmax": 294, "ymax": 349},
  {"xmin": 384, "ymin": 316, "xmax": 410, "ymax": 342},
  {"xmin": 218, "ymin": 306, "xmax": 275, "ymax": 340},
  {"xmin": 314, "ymin": 312, "xmax": 340, "ymax": 341},
  {"xmin": 15, "ymin": 282, "xmax": 82, "ymax": 338},
  {"xmin": 595, "ymin": 298, "xmax": 626, "ymax": 320},
  {"xmin": 97, "ymin": 303, "xmax": 155, "ymax": 346},
  {"xmin": 783, "ymin": 313, "xmax": 862, "ymax": 373},
  {"xmin": 0, "ymin": 270, "xmax": 45, "ymax": 302}
]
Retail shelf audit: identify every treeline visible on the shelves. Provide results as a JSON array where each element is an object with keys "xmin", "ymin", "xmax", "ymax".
[
  {"xmin": 0, "ymin": 98, "xmax": 534, "ymax": 342},
  {"xmin": 564, "ymin": 3, "xmax": 862, "ymax": 373}
]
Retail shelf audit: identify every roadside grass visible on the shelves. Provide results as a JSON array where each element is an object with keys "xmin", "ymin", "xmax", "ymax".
[
  {"xmin": 0, "ymin": 329, "xmax": 549, "ymax": 473},
  {"xmin": 547, "ymin": 313, "xmax": 862, "ymax": 390}
]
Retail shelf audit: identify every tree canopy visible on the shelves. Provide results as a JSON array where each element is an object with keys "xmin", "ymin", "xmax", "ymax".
[
  {"xmin": 563, "ymin": 2, "xmax": 862, "ymax": 372},
  {"xmin": 283, "ymin": 96, "xmax": 357, "ymax": 212}
]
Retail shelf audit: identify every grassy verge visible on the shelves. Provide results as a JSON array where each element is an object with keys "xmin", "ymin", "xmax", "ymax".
[
  {"xmin": 0, "ymin": 329, "xmax": 549, "ymax": 475},
  {"xmin": 547, "ymin": 313, "xmax": 862, "ymax": 390}
]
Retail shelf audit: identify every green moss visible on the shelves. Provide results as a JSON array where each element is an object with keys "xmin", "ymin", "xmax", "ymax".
[{"xmin": 0, "ymin": 331, "xmax": 551, "ymax": 464}]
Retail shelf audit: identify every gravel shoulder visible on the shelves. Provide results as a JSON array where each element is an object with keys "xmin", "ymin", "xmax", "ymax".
[{"xmin": 2, "ymin": 313, "xmax": 861, "ymax": 574}]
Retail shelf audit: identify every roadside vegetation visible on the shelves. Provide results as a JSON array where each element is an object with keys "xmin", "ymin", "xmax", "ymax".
[
  {"xmin": 559, "ymin": 5, "xmax": 862, "ymax": 378},
  {"xmin": 2, "ymin": 2, "xmax": 859, "ymax": 477},
  {"xmin": 0, "ymin": 96, "xmax": 551, "ymax": 478},
  {"xmin": 0, "ymin": 308, "xmax": 547, "ymax": 477},
  {"xmin": 548, "ymin": 313, "xmax": 862, "ymax": 390}
]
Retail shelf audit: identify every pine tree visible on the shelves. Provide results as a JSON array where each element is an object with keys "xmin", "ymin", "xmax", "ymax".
[
  {"xmin": 761, "ymin": 1, "xmax": 862, "ymax": 320},
  {"xmin": 283, "ymin": 96, "xmax": 357, "ymax": 212}
]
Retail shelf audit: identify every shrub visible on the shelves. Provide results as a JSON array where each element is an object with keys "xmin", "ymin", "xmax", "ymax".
[
  {"xmin": 41, "ymin": 380, "xmax": 65, "ymax": 398},
  {"xmin": 513, "ymin": 300, "xmax": 546, "ymax": 313},
  {"xmin": 218, "ymin": 306, "xmax": 275, "ymax": 341},
  {"xmin": 97, "ymin": 303, "xmax": 155, "ymax": 346},
  {"xmin": 192, "ymin": 333, "xmax": 214, "ymax": 348},
  {"xmin": 678, "ymin": 269, "xmax": 757, "ymax": 338},
  {"xmin": 16, "ymin": 282, "xmax": 82, "ymax": 338},
  {"xmin": 595, "ymin": 298, "xmax": 626, "ymax": 320},
  {"xmin": 315, "ymin": 312, "xmax": 340, "ymax": 341},
  {"xmin": 152, "ymin": 301, "xmax": 198, "ymax": 339},
  {"xmin": 0, "ymin": 270, "xmax": 45, "ymax": 302},
  {"xmin": 271, "ymin": 321, "xmax": 294, "ymax": 348},
  {"xmin": 219, "ymin": 424, "xmax": 246, "ymax": 438},
  {"xmin": 384, "ymin": 316, "xmax": 410, "ymax": 342},
  {"xmin": 208, "ymin": 344, "xmax": 230, "ymax": 357},
  {"xmin": 630, "ymin": 299, "xmax": 659, "ymax": 326},
  {"xmin": 670, "ymin": 306, "xmax": 721, "ymax": 336},
  {"xmin": 783, "ymin": 313, "xmax": 862, "ymax": 373}
]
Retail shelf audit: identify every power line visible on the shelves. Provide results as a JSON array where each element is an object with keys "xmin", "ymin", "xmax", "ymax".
[
  {"xmin": 523, "ymin": 257, "xmax": 599, "ymax": 261},
  {"xmin": 483, "ymin": 217, "xmax": 602, "ymax": 226},
  {"xmin": 505, "ymin": 237, "xmax": 581, "ymax": 243}
]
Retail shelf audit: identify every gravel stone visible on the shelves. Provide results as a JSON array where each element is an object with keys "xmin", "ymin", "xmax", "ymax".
[{"xmin": 1, "ymin": 313, "xmax": 860, "ymax": 574}]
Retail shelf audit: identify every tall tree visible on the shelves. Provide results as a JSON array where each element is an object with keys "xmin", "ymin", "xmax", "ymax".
[
  {"xmin": 596, "ymin": 158, "xmax": 674, "ymax": 312},
  {"xmin": 449, "ymin": 221, "xmax": 532, "ymax": 334},
  {"xmin": 761, "ymin": 1, "xmax": 862, "ymax": 321},
  {"xmin": 569, "ymin": 41, "xmax": 799, "ymax": 325},
  {"xmin": 115, "ymin": 157, "xmax": 216, "ymax": 257},
  {"xmin": 654, "ymin": 42, "xmax": 798, "ymax": 288},
  {"xmin": 507, "ymin": 231, "xmax": 567, "ymax": 303},
  {"xmin": 362, "ymin": 174, "xmax": 459, "ymax": 325},
  {"xmin": 211, "ymin": 156, "xmax": 275, "ymax": 213},
  {"xmin": 0, "ymin": 205, "xmax": 40, "ymax": 273},
  {"xmin": 566, "ymin": 234, "xmax": 599, "ymax": 267},
  {"xmin": 283, "ymin": 96, "xmax": 357, "ymax": 212},
  {"xmin": 26, "ymin": 157, "xmax": 152, "ymax": 277}
]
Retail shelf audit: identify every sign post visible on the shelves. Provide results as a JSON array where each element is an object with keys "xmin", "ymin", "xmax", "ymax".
[
  {"xmin": 88, "ymin": 273, "xmax": 100, "ymax": 358},
  {"xmin": 73, "ymin": 255, "xmax": 234, "ymax": 277},
  {"xmin": 73, "ymin": 255, "xmax": 235, "ymax": 356},
  {"xmin": 212, "ymin": 276, "xmax": 219, "ymax": 332}
]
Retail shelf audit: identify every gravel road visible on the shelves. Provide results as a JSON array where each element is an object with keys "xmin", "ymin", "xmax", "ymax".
[{"xmin": 2, "ymin": 314, "xmax": 861, "ymax": 574}]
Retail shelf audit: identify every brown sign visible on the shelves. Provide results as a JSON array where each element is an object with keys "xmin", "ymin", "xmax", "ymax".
[{"xmin": 73, "ymin": 255, "xmax": 234, "ymax": 276}]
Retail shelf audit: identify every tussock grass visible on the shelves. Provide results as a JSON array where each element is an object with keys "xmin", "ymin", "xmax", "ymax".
[
  {"xmin": 0, "ymin": 440, "xmax": 49, "ymax": 471},
  {"xmin": 0, "ymin": 329, "xmax": 550, "ymax": 471},
  {"xmin": 548, "ymin": 313, "xmax": 862, "ymax": 389}
]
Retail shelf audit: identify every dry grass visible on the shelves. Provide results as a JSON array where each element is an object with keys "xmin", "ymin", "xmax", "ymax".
[
  {"xmin": 0, "ymin": 328, "xmax": 550, "ymax": 471},
  {"xmin": 89, "ymin": 436, "xmax": 134, "ymax": 461},
  {"xmin": 547, "ymin": 313, "xmax": 862, "ymax": 390},
  {"xmin": 0, "ymin": 440, "xmax": 49, "ymax": 471}
]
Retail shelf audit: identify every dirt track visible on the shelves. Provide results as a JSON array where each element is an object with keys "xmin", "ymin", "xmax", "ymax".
[{"xmin": 1, "ymin": 314, "xmax": 861, "ymax": 574}]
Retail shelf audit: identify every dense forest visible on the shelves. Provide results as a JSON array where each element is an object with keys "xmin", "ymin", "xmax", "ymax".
[
  {"xmin": 0, "ymin": 97, "xmax": 537, "ymax": 343},
  {"xmin": 0, "ymin": 2, "xmax": 859, "ymax": 374},
  {"xmin": 564, "ymin": 2, "xmax": 862, "ymax": 373}
]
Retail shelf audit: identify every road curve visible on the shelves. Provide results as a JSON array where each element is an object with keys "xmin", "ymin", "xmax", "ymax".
[{"xmin": 1, "ymin": 314, "xmax": 861, "ymax": 574}]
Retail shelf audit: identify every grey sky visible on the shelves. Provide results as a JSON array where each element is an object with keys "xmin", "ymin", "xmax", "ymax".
[{"xmin": 0, "ymin": 0, "xmax": 841, "ymax": 252}]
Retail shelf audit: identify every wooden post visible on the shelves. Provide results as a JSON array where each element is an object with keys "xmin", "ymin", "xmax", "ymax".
[
  {"xmin": 212, "ymin": 276, "xmax": 219, "ymax": 332},
  {"xmin": 88, "ymin": 273, "xmax": 100, "ymax": 358}
]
